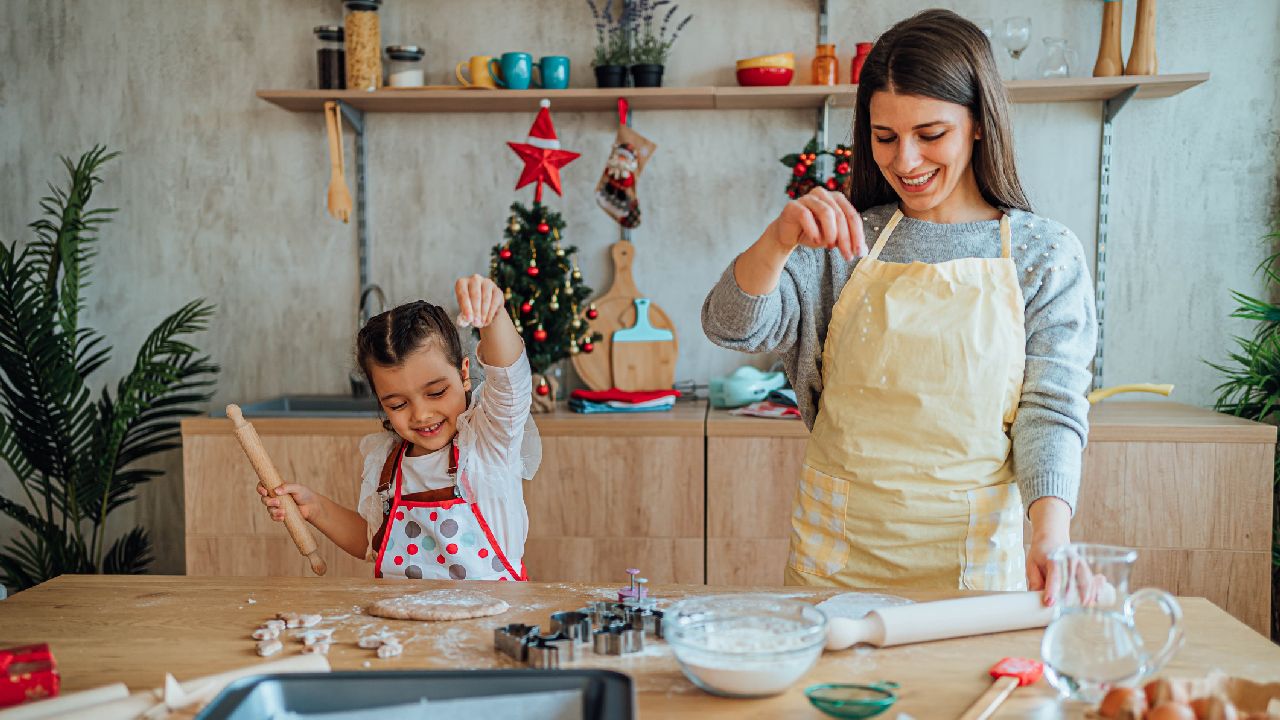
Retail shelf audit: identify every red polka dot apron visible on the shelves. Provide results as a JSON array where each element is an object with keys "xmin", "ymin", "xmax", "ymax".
[{"xmin": 373, "ymin": 440, "xmax": 525, "ymax": 581}]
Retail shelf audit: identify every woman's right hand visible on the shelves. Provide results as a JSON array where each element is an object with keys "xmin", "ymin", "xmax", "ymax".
[
  {"xmin": 769, "ymin": 187, "xmax": 867, "ymax": 261},
  {"xmin": 257, "ymin": 483, "xmax": 321, "ymax": 522}
]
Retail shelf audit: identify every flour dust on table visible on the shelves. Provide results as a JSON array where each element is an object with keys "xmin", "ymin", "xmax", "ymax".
[
  {"xmin": 815, "ymin": 592, "xmax": 913, "ymax": 620},
  {"xmin": 365, "ymin": 589, "xmax": 510, "ymax": 621}
]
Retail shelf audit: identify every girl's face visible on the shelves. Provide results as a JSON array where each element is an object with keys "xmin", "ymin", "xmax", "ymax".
[
  {"xmin": 869, "ymin": 90, "xmax": 983, "ymax": 221},
  {"xmin": 370, "ymin": 344, "xmax": 471, "ymax": 456}
]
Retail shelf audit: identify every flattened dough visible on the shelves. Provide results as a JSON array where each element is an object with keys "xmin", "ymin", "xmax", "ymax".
[{"xmin": 366, "ymin": 589, "xmax": 510, "ymax": 621}]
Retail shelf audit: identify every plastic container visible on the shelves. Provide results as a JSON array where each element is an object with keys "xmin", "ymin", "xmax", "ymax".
[
  {"xmin": 665, "ymin": 594, "xmax": 827, "ymax": 698},
  {"xmin": 811, "ymin": 43, "xmax": 838, "ymax": 85},
  {"xmin": 343, "ymin": 0, "xmax": 382, "ymax": 90},
  {"xmin": 385, "ymin": 44, "xmax": 425, "ymax": 87},
  {"xmin": 314, "ymin": 25, "xmax": 345, "ymax": 90}
]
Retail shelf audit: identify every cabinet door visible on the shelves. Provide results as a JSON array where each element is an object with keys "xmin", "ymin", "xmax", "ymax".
[
  {"xmin": 1075, "ymin": 441, "xmax": 1273, "ymax": 635},
  {"xmin": 523, "ymin": 434, "xmax": 705, "ymax": 584},
  {"xmin": 706, "ymin": 436, "xmax": 807, "ymax": 586}
]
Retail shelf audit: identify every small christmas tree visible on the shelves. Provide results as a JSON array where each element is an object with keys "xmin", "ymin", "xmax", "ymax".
[{"xmin": 488, "ymin": 101, "xmax": 601, "ymax": 406}]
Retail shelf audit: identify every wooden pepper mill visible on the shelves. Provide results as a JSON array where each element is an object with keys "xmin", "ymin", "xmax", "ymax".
[
  {"xmin": 1125, "ymin": 0, "xmax": 1158, "ymax": 75},
  {"xmin": 1093, "ymin": 0, "xmax": 1125, "ymax": 77}
]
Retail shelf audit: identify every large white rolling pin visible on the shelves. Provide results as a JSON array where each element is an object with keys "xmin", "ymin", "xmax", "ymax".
[
  {"xmin": 226, "ymin": 404, "xmax": 327, "ymax": 576},
  {"xmin": 825, "ymin": 592, "xmax": 1053, "ymax": 651}
]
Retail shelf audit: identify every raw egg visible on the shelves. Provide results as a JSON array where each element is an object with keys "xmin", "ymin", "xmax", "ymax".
[
  {"xmin": 1145, "ymin": 679, "xmax": 1190, "ymax": 707},
  {"xmin": 1188, "ymin": 696, "xmax": 1239, "ymax": 720},
  {"xmin": 1148, "ymin": 702, "xmax": 1197, "ymax": 720},
  {"xmin": 1099, "ymin": 687, "xmax": 1148, "ymax": 719}
]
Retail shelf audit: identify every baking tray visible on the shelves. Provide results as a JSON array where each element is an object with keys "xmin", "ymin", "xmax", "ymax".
[{"xmin": 196, "ymin": 669, "xmax": 635, "ymax": 719}]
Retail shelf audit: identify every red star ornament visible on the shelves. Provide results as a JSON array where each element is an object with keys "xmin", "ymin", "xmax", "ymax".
[{"xmin": 508, "ymin": 100, "xmax": 581, "ymax": 202}]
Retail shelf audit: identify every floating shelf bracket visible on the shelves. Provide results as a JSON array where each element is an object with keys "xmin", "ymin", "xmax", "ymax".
[{"xmin": 1092, "ymin": 84, "xmax": 1138, "ymax": 389}]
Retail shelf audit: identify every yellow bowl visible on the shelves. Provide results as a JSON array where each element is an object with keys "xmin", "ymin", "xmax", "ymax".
[{"xmin": 736, "ymin": 52, "xmax": 795, "ymax": 70}]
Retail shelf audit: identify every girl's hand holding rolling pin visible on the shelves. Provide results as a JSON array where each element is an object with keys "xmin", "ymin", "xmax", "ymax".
[
  {"xmin": 770, "ymin": 187, "xmax": 868, "ymax": 261},
  {"xmin": 455, "ymin": 274, "xmax": 505, "ymax": 329},
  {"xmin": 257, "ymin": 483, "xmax": 320, "ymax": 522}
]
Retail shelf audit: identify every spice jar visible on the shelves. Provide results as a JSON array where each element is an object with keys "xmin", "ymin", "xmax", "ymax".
[
  {"xmin": 811, "ymin": 43, "xmax": 838, "ymax": 85},
  {"xmin": 344, "ymin": 0, "xmax": 382, "ymax": 91},
  {"xmin": 850, "ymin": 42, "xmax": 873, "ymax": 84},
  {"xmin": 314, "ymin": 25, "xmax": 345, "ymax": 90},
  {"xmin": 385, "ymin": 45, "xmax": 425, "ymax": 87}
]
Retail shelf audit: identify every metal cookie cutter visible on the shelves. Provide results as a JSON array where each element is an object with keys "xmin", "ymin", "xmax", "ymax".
[
  {"xmin": 592, "ymin": 622, "xmax": 645, "ymax": 655},
  {"xmin": 527, "ymin": 632, "xmax": 577, "ymax": 669},
  {"xmin": 627, "ymin": 607, "xmax": 664, "ymax": 639},
  {"xmin": 549, "ymin": 610, "xmax": 592, "ymax": 643},
  {"xmin": 493, "ymin": 623, "xmax": 540, "ymax": 662}
]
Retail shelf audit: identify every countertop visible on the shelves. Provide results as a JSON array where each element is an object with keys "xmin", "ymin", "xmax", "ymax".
[{"xmin": 2, "ymin": 575, "xmax": 1278, "ymax": 718}]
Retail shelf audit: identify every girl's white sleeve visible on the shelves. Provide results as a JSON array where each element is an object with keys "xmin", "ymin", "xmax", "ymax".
[{"xmin": 356, "ymin": 432, "xmax": 397, "ymax": 562}]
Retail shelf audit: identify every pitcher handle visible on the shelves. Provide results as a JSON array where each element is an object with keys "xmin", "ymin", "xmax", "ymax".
[{"xmin": 1123, "ymin": 588, "xmax": 1184, "ymax": 678}]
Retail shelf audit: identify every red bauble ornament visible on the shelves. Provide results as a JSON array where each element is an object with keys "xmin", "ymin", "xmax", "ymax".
[
  {"xmin": 582, "ymin": 341, "xmax": 594, "ymax": 353},
  {"xmin": 533, "ymin": 328, "xmax": 548, "ymax": 342},
  {"xmin": 527, "ymin": 265, "xmax": 540, "ymax": 277},
  {"xmin": 537, "ymin": 222, "xmax": 550, "ymax": 233},
  {"xmin": 836, "ymin": 162, "xmax": 850, "ymax": 174},
  {"xmin": 520, "ymin": 302, "xmax": 532, "ymax": 314},
  {"xmin": 787, "ymin": 190, "xmax": 797, "ymax": 199},
  {"xmin": 793, "ymin": 163, "xmax": 807, "ymax": 176},
  {"xmin": 826, "ymin": 178, "xmax": 838, "ymax": 190},
  {"xmin": 536, "ymin": 382, "xmax": 550, "ymax": 396},
  {"xmin": 499, "ymin": 247, "xmax": 512, "ymax": 260},
  {"xmin": 586, "ymin": 307, "xmax": 598, "ymax": 320}
]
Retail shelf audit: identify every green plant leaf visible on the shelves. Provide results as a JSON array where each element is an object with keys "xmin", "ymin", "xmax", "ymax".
[{"xmin": 102, "ymin": 527, "xmax": 154, "ymax": 575}]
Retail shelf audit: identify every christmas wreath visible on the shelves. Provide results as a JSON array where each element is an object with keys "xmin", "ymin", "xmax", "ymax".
[{"xmin": 781, "ymin": 137, "xmax": 854, "ymax": 199}]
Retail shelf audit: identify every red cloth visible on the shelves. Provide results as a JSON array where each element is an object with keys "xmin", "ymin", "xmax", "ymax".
[
  {"xmin": 570, "ymin": 388, "xmax": 681, "ymax": 403},
  {"xmin": 0, "ymin": 644, "xmax": 59, "ymax": 707}
]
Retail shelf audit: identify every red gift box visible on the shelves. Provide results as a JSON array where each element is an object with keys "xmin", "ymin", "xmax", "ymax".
[{"xmin": 0, "ymin": 644, "xmax": 60, "ymax": 708}]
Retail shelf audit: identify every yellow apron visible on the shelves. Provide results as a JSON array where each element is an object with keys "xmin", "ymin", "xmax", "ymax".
[{"xmin": 785, "ymin": 209, "xmax": 1027, "ymax": 591}]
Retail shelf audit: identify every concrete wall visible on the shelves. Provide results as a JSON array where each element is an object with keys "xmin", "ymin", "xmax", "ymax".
[{"xmin": 0, "ymin": 0, "xmax": 1276, "ymax": 576}]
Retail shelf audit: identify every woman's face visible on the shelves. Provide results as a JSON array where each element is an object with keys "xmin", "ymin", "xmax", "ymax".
[{"xmin": 869, "ymin": 90, "xmax": 981, "ymax": 219}]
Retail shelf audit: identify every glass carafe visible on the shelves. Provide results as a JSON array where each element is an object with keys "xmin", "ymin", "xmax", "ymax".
[
  {"xmin": 1036, "ymin": 37, "xmax": 1078, "ymax": 78},
  {"xmin": 1040, "ymin": 544, "xmax": 1183, "ymax": 703}
]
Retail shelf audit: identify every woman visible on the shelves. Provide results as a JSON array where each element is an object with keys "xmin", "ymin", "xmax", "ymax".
[{"xmin": 701, "ymin": 9, "xmax": 1096, "ymax": 592}]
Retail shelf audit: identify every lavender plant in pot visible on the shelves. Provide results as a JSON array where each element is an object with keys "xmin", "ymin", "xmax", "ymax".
[
  {"xmin": 628, "ymin": 0, "xmax": 692, "ymax": 88},
  {"xmin": 588, "ymin": 0, "xmax": 630, "ymax": 88}
]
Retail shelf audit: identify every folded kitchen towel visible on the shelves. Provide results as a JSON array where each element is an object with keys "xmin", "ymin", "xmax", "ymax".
[
  {"xmin": 570, "ymin": 388, "xmax": 681, "ymax": 403},
  {"xmin": 569, "ymin": 397, "xmax": 676, "ymax": 414}
]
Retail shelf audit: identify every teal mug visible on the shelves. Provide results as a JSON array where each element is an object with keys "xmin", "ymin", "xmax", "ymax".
[
  {"xmin": 533, "ymin": 55, "xmax": 570, "ymax": 89},
  {"xmin": 488, "ymin": 52, "xmax": 532, "ymax": 90}
]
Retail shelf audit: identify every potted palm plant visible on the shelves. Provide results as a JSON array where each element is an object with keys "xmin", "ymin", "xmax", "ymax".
[
  {"xmin": 587, "ymin": 0, "xmax": 631, "ymax": 88},
  {"xmin": 1208, "ymin": 220, "xmax": 1280, "ymax": 641},
  {"xmin": 628, "ymin": 0, "xmax": 693, "ymax": 87},
  {"xmin": 0, "ymin": 146, "xmax": 219, "ymax": 592}
]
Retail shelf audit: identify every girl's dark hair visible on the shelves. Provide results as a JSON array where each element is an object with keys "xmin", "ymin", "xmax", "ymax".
[
  {"xmin": 848, "ymin": 8, "xmax": 1032, "ymax": 214},
  {"xmin": 356, "ymin": 301, "xmax": 469, "ymax": 429}
]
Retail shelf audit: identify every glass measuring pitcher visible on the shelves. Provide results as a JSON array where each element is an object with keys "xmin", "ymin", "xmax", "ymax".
[{"xmin": 1040, "ymin": 543, "xmax": 1183, "ymax": 702}]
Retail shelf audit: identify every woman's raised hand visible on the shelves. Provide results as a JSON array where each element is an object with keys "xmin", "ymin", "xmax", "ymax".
[{"xmin": 770, "ymin": 187, "xmax": 867, "ymax": 261}]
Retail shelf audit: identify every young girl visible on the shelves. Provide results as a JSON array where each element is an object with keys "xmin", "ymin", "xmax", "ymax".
[
  {"xmin": 702, "ymin": 9, "xmax": 1095, "ymax": 594},
  {"xmin": 258, "ymin": 274, "xmax": 533, "ymax": 581}
]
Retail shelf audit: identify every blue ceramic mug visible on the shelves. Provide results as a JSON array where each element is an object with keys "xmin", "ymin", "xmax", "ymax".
[
  {"xmin": 533, "ymin": 56, "xmax": 571, "ymax": 89},
  {"xmin": 488, "ymin": 52, "xmax": 533, "ymax": 90}
]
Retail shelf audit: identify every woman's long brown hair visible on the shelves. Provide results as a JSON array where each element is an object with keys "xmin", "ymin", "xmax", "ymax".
[{"xmin": 848, "ymin": 9, "xmax": 1032, "ymax": 214}]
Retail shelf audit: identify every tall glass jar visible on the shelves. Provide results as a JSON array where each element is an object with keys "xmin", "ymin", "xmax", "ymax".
[
  {"xmin": 811, "ymin": 43, "xmax": 838, "ymax": 85},
  {"xmin": 314, "ymin": 25, "xmax": 345, "ymax": 90},
  {"xmin": 344, "ymin": 0, "xmax": 382, "ymax": 91},
  {"xmin": 850, "ymin": 42, "xmax": 873, "ymax": 84}
]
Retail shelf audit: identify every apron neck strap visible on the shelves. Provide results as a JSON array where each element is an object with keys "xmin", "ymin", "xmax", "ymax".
[{"xmin": 866, "ymin": 209, "xmax": 1013, "ymax": 260}]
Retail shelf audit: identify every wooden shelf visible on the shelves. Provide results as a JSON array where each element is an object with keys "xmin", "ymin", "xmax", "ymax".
[{"xmin": 258, "ymin": 73, "xmax": 1208, "ymax": 113}]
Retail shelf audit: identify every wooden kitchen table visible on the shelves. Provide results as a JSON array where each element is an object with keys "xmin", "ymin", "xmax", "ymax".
[{"xmin": 2, "ymin": 576, "xmax": 1278, "ymax": 719}]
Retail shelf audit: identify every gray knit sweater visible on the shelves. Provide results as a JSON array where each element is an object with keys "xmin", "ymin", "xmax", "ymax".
[{"xmin": 701, "ymin": 203, "xmax": 1097, "ymax": 515}]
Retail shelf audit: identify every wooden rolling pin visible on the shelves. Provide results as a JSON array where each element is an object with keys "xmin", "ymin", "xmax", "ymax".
[
  {"xmin": 825, "ymin": 592, "xmax": 1053, "ymax": 651},
  {"xmin": 226, "ymin": 404, "xmax": 327, "ymax": 576}
]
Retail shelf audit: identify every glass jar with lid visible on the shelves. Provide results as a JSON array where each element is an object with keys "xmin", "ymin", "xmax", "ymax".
[
  {"xmin": 314, "ymin": 25, "xmax": 345, "ymax": 89},
  {"xmin": 385, "ymin": 45, "xmax": 425, "ymax": 87},
  {"xmin": 344, "ymin": 0, "xmax": 382, "ymax": 91},
  {"xmin": 811, "ymin": 43, "xmax": 838, "ymax": 85}
]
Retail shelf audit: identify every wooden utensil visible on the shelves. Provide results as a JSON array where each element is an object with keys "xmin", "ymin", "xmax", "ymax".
[
  {"xmin": 1125, "ymin": 0, "xmax": 1158, "ymax": 75},
  {"xmin": 570, "ymin": 240, "xmax": 676, "ymax": 390},
  {"xmin": 825, "ymin": 591, "xmax": 1053, "ymax": 651},
  {"xmin": 226, "ymin": 404, "xmax": 327, "ymax": 576},
  {"xmin": 1093, "ymin": 0, "xmax": 1125, "ymax": 77},
  {"xmin": 611, "ymin": 298, "xmax": 677, "ymax": 391},
  {"xmin": 323, "ymin": 101, "xmax": 352, "ymax": 223},
  {"xmin": 957, "ymin": 657, "xmax": 1044, "ymax": 720}
]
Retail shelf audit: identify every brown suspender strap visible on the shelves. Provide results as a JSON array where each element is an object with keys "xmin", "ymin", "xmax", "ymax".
[{"xmin": 370, "ymin": 443, "xmax": 402, "ymax": 556}]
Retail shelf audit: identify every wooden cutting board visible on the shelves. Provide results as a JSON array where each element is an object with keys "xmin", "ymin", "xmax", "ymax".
[
  {"xmin": 611, "ymin": 298, "xmax": 678, "ymax": 391},
  {"xmin": 570, "ymin": 240, "xmax": 677, "ymax": 391}
]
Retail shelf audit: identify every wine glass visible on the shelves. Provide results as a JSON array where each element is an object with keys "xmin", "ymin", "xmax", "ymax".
[
  {"xmin": 999, "ymin": 16, "xmax": 1032, "ymax": 80},
  {"xmin": 974, "ymin": 17, "xmax": 994, "ymax": 42}
]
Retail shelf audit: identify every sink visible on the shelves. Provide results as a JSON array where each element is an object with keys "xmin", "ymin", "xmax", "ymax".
[{"xmin": 211, "ymin": 394, "xmax": 380, "ymax": 418}]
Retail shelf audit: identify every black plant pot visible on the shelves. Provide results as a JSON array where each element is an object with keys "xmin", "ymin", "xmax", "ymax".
[
  {"xmin": 630, "ymin": 63, "xmax": 664, "ymax": 87},
  {"xmin": 594, "ymin": 65, "xmax": 628, "ymax": 88}
]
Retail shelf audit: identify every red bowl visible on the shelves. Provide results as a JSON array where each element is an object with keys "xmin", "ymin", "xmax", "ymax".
[{"xmin": 736, "ymin": 66, "xmax": 794, "ymax": 87}]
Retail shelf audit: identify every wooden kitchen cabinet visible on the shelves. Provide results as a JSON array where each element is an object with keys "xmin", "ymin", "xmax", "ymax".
[
  {"xmin": 181, "ymin": 402, "xmax": 707, "ymax": 586},
  {"xmin": 706, "ymin": 402, "xmax": 1275, "ymax": 635}
]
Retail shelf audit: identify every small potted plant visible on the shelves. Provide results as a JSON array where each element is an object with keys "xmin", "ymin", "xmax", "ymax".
[
  {"xmin": 628, "ymin": 0, "xmax": 693, "ymax": 87},
  {"xmin": 587, "ymin": 0, "xmax": 630, "ymax": 88}
]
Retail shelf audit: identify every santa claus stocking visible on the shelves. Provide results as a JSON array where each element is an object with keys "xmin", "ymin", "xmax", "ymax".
[{"xmin": 596, "ymin": 103, "xmax": 656, "ymax": 229}]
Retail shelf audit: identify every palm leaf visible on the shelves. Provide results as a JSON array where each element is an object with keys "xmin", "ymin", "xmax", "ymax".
[{"xmin": 102, "ymin": 527, "xmax": 153, "ymax": 575}]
